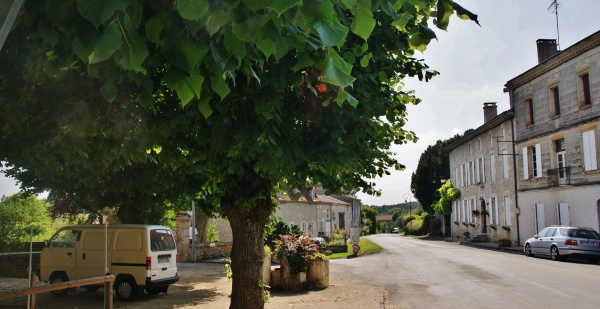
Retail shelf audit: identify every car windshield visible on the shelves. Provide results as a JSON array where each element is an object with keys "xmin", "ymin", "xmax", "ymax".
[{"xmin": 563, "ymin": 229, "xmax": 600, "ymax": 239}]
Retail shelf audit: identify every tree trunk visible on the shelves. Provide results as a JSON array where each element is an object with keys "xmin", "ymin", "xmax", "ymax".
[{"xmin": 223, "ymin": 197, "xmax": 272, "ymax": 309}]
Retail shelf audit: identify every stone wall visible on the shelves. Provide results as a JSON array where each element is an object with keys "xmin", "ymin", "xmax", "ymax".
[
  {"xmin": 194, "ymin": 242, "xmax": 232, "ymax": 260},
  {"xmin": 0, "ymin": 252, "xmax": 40, "ymax": 278}
]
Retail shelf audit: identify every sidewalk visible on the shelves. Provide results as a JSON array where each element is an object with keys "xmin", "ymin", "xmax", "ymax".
[{"xmin": 442, "ymin": 237, "xmax": 524, "ymax": 254}]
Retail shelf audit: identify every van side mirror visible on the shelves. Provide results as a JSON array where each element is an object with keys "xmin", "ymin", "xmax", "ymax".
[
  {"xmin": 533, "ymin": 235, "xmax": 539, "ymax": 239},
  {"xmin": 44, "ymin": 240, "xmax": 49, "ymax": 247}
]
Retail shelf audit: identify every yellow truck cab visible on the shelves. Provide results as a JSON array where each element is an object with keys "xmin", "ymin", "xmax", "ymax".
[{"xmin": 39, "ymin": 224, "xmax": 179, "ymax": 300}]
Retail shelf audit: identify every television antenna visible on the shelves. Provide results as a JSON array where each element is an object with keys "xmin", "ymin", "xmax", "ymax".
[{"xmin": 548, "ymin": 0, "xmax": 561, "ymax": 50}]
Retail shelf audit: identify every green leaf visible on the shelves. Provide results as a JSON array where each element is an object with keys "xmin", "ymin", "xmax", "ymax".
[
  {"xmin": 186, "ymin": 71, "xmax": 205, "ymax": 98},
  {"xmin": 100, "ymin": 81, "xmax": 117, "ymax": 103},
  {"xmin": 72, "ymin": 38, "xmax": 91, "ymax": 63},
  {"xmin": 76, "ymin": 0, "xmax": 128, "ymax": 28},
  {"xmin": 452, "ymin": 2, "xmax": 480, "ymax": 26},
  {"xmin": 224, "ymin": 32, "xmax": 246, "ymax": 61},
  {"xmin": 256, "ymin": 39, "xmax": 276, "ymax": 58},
  {"xmin": 170, "ymin": 40, "xmax": 209, "ymax": 73},
  {"xmin": 162, "ymin": 66, "xmax": 187, "ymax": 89},
  {"xmin": 175, "ymin": 81, "xmax": 195, "ymax": 106},
  {"xmin": 198, "ymin": 95, "xmax": 213, "ymax": 119},
  {"xmin": 206, "ymin": 11, "xmax": 228, "ymax": 37},
  {"xmin": 176, "ymin": 0, "xmax": 209, "ymax": 21},
  {"xmin": 436, "ymin": 0, "xmax": 452, "ymax": 31},
  {"xmin": 145, "ymin": 16, "xmax": 165, "ymax": 44},
  {"xmin": 269, "ymin": 0, "xmax": 301, "ymax": 16},
  {"xmin": 408, "ymin": 25, "xmax": 436, "ymax": 52},
  {"xmin": 300, "ymin": 0, "xmax": 335, "ymax": 22},
  {"xmin": 88, "ymin": 22, "xmax": 122, "ymax": 64},
  {"xmin": 211, "ymin": 76, "xmax": 230, "ymax": 100},
  {"xmin": 392, "ymin": 13, "xmax": 412, "ymax": 30},
  {"xmin": 319, "ymin": 48, "xmax": 355, "ymax": 88},
  {"xmin": 122, "ymin": 15, "xmax": 148, "ymax": 74},
  {"xmin": 312, "ymin": 20, "xmax": 348, "ymax": 47},
  {"xmin": 350, "ymin": 5, "xmax": 376, "ymax": 41}
]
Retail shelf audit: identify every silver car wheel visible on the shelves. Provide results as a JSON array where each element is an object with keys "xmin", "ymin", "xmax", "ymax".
[
  {"xmin": 550, "ymin": 246, "xmax": 560, "ymax": 261},
  {"xmin": 524, "ymin": 244, "xmax": 533, "ymax": 257}
]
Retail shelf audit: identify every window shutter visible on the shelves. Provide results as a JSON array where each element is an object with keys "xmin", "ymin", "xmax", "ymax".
[
  {"xmin": 582, "ymin": 130, "xmax": 598, "ymax": 171},
  {"xmin": 535, "ymin": 143, "xmax": 542, "ymax": 178},
  {"xmin": 482, "ymin": 157, "xmax": 486, "ymax": 183},
  {"xmin": 522, "ymin": 147, "xmax": 529, "ymax": 179}
]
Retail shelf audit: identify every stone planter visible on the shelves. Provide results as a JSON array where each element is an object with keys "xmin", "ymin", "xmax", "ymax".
[
  {"xmin": 307, "ymin": 259, "xmax": 329, "ymax": 289},
  {"xmin": 280, "ymin": 256, "xmax": 307, "ymax": 291},
  {"xmin": 270, "ymin": 268, "xmax": 281, "ymax": 289},
  {"xmin": 262, "ymin": 257, "xmax": 271, "ymax": 284},
  {"xmin": 327, "ymin": 245, "xmax": 348, "ymax": 253},
  {"xmin": 498, "ymin": 239, "xmax": 512, "ymax": 247}
]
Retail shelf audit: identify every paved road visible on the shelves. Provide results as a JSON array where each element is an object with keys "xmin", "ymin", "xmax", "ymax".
[{"xmin": 333, "ymin": 234, "xmax": 600, "ymax": 309}]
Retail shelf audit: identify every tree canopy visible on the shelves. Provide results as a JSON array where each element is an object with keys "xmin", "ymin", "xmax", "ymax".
[
  {"xmin": 410, "ymin": 134, "xmax": 461, "ymax": 214},
  {"xmin": 0, "ymin": 1, "xmax": 477, "ymax": 308},
  {"xmin": 432, "ymin": 179, "xmax": 461, "ymax": 215},
  {"xmin": 0, "ymin": 193, "xmax": 53, "ymax": 250}
]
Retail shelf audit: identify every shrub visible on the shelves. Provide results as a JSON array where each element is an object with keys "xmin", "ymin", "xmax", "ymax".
[
  {"xmin": 273, "ymin": 234, "xmax": 318, "ymax": 273},
  {"xmin": 207, "ymin": 222, "xmax": 219, "ymax": 243}
]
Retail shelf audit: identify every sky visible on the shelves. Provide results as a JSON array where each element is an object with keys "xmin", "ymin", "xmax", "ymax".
[{"xmin": 2, "ymin": 1, "xmax": 600, "ymax": 205}]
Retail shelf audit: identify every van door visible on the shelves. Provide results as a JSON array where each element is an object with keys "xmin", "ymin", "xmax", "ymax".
[
  {"xmin": 77, "ymin": 230, "xmax": 113, "ymax": 279},
  {"xmin": 40, "ymin": 228, "xmax": 79, "ymax": 280},
  {"xmin": 149, "ymin": 229, "xmax": 178, "ymax": 282}
]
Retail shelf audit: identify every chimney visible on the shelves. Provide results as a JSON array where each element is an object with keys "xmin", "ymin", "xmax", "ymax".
[
  {"xmin": 536, "ymin": 39, "xmax": 558, "ymax": 63},
  {"xmin": 483, "ymin": 102, "xmax": 497, "ymax": 123}
]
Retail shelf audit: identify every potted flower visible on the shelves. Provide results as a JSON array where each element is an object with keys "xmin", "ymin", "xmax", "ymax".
[
  {"xmin": 472, "ymin": 209, "xmax": 481, "ymax": 217},
  {"xmin": 489, "ymin": 224, "xmax": 497, "ymax": 230},
  {"xmin": 480, "ymin": 210, "xmax": 490, "ymax": 217},
  {"xmin": 462, "ymin": 222, "xmax": 469, "ymax": 226},
  {"xmin": 273, "ymin": 234, "xmax": 318, "ymax": 291},
  {"xmin": 501, "ymin": 225, "xmax": 511, "ymax": 231},
  {"xmin": 454, "ymin": 221, "xmax": 460, "ymax": 225}
]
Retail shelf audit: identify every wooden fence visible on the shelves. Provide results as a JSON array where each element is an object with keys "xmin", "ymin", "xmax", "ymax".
[{"xmin": 0, "ymin": 275, "xmax": 115, "ymax": 309}]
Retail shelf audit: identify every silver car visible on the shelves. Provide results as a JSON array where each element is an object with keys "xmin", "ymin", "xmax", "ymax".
[{"xmin": 524, "ymin": 226, "xmax": 600, "ymax": 263}]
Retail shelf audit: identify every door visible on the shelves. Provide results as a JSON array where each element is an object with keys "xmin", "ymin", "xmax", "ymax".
[
  {"xmin": 338, "ymin": 212, "xmax": 345, "ymax": 229},
  {"xmin": 538, "ymin": 227, "xmax": 557, "ymax": 254},
  {"xmin": 40, "ymin": 228, "xmax": 79, "ymax": 280},
  {"xmin": 531, "ymin": 227, "xmax": 549, "ymax": 254},
  {"xmin": 77, "ymin": 230, "xmax": 113, "ymax": 279},
  {"xmin": 557, "ymin": 203, "xmax": 569, "ymax": 226},
  {"xmin": 557, "ymin": 151, "xmax": 566, "ymax": 185}
]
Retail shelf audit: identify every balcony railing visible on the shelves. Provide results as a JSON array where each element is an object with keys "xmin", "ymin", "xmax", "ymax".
[{"xmin": 547, "ymin": 166, "xmax": 570, "ymax": 187}]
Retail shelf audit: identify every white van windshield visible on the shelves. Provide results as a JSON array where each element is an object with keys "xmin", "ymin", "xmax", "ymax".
[{"xmin": 150, "ymin": 229, "xmax": 176, "ymax": 251}]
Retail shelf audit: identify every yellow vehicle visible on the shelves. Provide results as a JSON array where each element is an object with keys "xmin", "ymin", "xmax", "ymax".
[{"xmin": 39, "ymin": 224, "xmax": 179, "ymax": 300}]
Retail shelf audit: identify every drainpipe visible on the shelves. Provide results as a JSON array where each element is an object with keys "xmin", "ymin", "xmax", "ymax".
[{"xmin": 510, "ymin": 107, "xmax": 521, "ymax": 246}]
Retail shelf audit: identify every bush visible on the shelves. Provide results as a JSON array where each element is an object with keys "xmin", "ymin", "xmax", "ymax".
[{"xmin": 273, "ymin": 234, "xmax": 318, "ymax": 273}]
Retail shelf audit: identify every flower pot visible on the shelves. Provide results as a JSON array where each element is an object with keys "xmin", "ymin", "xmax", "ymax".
[
  {"xmin": 270, "ymin": 268, "xmax": 281, "ymax": 289},
  {"xmin": 307, "ymin": 259, "xmax": 329, "ymax": 289}
]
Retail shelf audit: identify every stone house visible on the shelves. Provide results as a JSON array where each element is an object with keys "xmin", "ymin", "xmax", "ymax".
[
  {"xmin": 505, "ymin": 30, "xmax": 600, "ymax": 244},
  {"xmin": 445, "ymin": 103, "xmax": 518, "ymax": 243}
]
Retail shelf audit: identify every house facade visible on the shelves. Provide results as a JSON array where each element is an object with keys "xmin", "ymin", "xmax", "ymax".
[
  {"xmin": 275, "ymin": 187, "xmax": 353, "ymax": 237},
  {"xmin": 505, "ymin": 31, "xmax": 600, "ymax": 244},
  {"xmin": 445, "ymin": 103, "xmax": 518, "ymax": 243}
]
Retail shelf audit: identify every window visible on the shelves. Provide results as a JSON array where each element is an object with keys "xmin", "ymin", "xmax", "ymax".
[
  {"xmin": 550, "ymin": 85, "xmax": 560, "ymax": 116},
  {"xmin": 582, "ymin": 130, "xmax": 598, "ymax": 171},
  {"xmin": 580, "ymin": 73, "xmax": 592, "ymax": 107},
  {"xmin": 502, "ymin": 149, "xmax": 509, "ymax": 179},
  {"xmin": 471, "ymin": 198, "xmax": 476, "ymax": 223},
  {"xmin": 490, "ymin": 154, "xmax": 496, "ymax": 182},
  {"xmin": 522, "ymin": 144, "xmax": 542, "ymax": 179},
  {"xmin": 504, "ymin": 196, "xmax": 511, "ymax": 226},
  {"xmin": 478, "ymin": 138, "xmax": 482, "ymax": 151},
  {"xmin": 462, "ymin": 200, "xmax": 467, "ymax": 222},
  {"xmin": 525, "ymin": 98, "xmax": 534, "ymax": 125},
  {"xmin": 489, "ymin": 133, "xmax": 493, "ymax": 147},
  {"xmin": 490, "ymin": 197, "xmax": 499, "ymax": 225}
]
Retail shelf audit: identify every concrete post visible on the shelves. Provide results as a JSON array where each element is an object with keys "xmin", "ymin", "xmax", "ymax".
[{"xmin": 175, "ymin": 212, "xmax": 191, "ymax": 262}]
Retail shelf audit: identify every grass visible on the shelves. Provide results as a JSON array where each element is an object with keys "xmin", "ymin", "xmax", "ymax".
[{"xmin": 326, "ymin": 238, "xmax": 383, "ymax": 259}]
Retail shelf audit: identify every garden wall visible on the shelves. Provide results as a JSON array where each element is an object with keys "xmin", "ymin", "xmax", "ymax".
[
  {"xmin": 0, "ymin": 252, "xmax": 40, "ymax": 278},
  {"xmin": 194, "ymin": 242, "xmax": 232, "ymax": 260}
]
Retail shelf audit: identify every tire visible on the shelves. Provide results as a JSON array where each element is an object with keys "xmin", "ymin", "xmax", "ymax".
[
  {"xmin": 588, "ymin": 257, "xmax": 600, "ymax": 264},
  {"xmin": 146, "ymin": 287, "xmax": 161, "ymax": 295},
  {"xmin": 49, "ymin": 272, "xmax": 70, "ymax": 297},
  {"xmin": 524, "ymin": 244, "xmax": 534, "ymax": 257},
  {"xmin": 550, "ymin": 246, "xmax": 562, "ymax": 261},
  {"xmin": 115, "ymin": 277, "xmax": 139, "ymax": 300}
]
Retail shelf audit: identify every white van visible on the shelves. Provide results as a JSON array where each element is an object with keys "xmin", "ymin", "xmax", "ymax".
[{"xmin": 38, "ymin": 224, "xmax": 179, "ymax": 300}]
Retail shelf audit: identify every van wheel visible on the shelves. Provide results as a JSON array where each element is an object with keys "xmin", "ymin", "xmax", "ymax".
[
  {"xmin": 146, "ymin": 287, "xmax": 161, "ymax": 295},
  {"xmin": 49, "ymin": 272, "xmax": 70, "ymax": 296},
  {"xmin": 115, "ymin": 277, "xmax": 139, "ymax": 300}
]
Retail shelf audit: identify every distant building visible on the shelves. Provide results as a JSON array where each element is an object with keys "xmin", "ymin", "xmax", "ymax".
[{"xmin": 505, "ymin": 31, "xmax": 600, "ymax": 244}]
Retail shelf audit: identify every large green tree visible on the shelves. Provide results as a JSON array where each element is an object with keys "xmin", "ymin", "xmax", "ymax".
[
  {"xmin": 0, "ymin": 193, "xmax": 53, "ymax": 250},
  {"xmin": 410, "ymin": 134, "xmax": 460, "ymax": 214},
  {"xmin": 0, "ymin": 1, "xmax": 477, "ymax": 308}
]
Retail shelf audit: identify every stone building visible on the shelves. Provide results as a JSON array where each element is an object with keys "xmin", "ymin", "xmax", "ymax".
[
  {"xmin": 445, "ymin": 103, "xmax": 518, "ymax": 243},
  {"xmin": 505, "ymin": 30, "xmax": 600, "ymax": 243}
]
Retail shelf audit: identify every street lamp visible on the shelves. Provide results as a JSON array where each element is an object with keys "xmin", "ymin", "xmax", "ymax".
[
  {"xmin": 403, "ymin": 193, "xmax": 412, "ymax": 219},
  {"xmin": 99, "ymin": 208, "xmax": 112, "ymax": 276}
]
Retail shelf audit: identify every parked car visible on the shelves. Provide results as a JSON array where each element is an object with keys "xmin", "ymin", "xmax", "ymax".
[
  {"xmin": 523, "ymin": 226, "xmax": 600, "ymax": 263},
  {"xmin": 310, "ymin": 237, "xmax": 326, "ymax": 250},
  {"xmin": 391, "ymin": 228, "xmax": 399, "ymax": 234}
]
